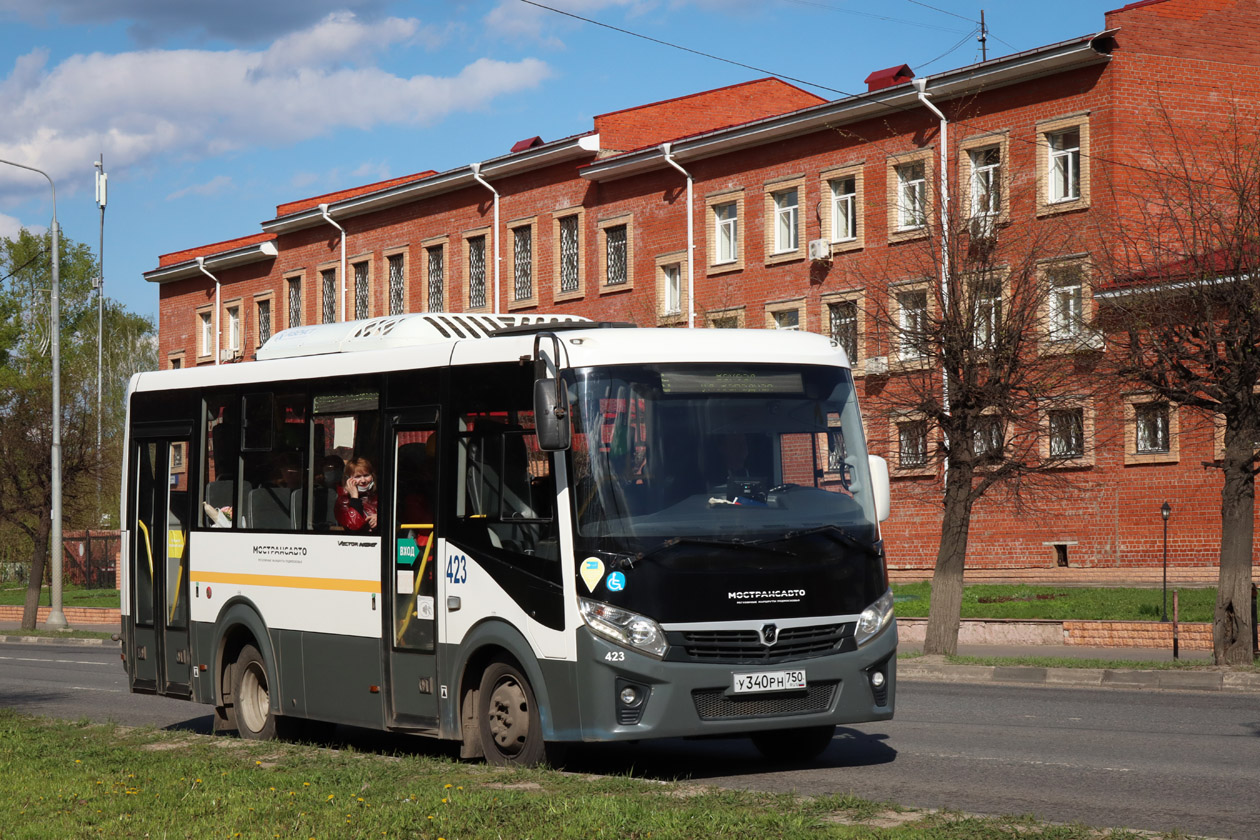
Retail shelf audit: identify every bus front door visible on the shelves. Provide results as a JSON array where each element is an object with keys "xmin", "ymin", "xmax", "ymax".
[
  {"xmin": 129, "ymin": 435, "xmax": 193, "ymax": 697},
  {"xmin": 386, "ymin": 414, "xmax": 440, "ymax": 727}
]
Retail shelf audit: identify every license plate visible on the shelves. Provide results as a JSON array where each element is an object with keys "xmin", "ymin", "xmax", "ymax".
[{"xmin": 732, "ymin": 669, "xmax": 808, "ymax": 694}]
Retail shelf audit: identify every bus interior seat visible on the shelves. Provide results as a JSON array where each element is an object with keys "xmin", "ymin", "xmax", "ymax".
[
  {"xmin": 312, "ymin": 486, "xmax": 337, "ymax": 530},
  {"xmin": 248, "ymin": 485, "xmax": 296, "ymax": 530}
]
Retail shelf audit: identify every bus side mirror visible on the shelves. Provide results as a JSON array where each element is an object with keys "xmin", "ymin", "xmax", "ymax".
[
  {"xmin": 534, "ymin": 378, "xmax": 571, "ymax": 451},
  {"xmin": 868, "ymin": 454, "xmax": 890, "ymax": 522}
]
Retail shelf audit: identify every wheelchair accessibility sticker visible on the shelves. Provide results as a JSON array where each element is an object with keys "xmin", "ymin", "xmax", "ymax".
[{"xmin": 606, "ymin": 571, "xmax": 626, "ymax": 592}]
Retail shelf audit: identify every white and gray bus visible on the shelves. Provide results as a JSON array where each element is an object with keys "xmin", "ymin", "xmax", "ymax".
[{"xmin": 121, "ymin": 314, "xmax": 895, "ymax": 765}]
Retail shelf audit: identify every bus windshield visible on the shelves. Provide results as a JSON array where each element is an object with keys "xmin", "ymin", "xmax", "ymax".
[{"xmin": 568, "ymin": 363, "xmax": 878, "ymax": 556}]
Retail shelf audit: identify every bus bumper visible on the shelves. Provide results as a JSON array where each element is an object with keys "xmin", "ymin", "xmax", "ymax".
[{"xmin": 568, "ymin": 622, "xmax": 896, "ymax": 742}]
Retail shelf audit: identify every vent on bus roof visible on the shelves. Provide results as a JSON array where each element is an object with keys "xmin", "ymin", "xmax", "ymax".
[{"xmin": 256, "ymin": 312, "xmax": 591, "ymax": 360}]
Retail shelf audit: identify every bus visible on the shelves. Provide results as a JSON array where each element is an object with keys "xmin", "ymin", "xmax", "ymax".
[{"xmin": 121, "ymin": 313, "xmax": 895, "ymax": 765}]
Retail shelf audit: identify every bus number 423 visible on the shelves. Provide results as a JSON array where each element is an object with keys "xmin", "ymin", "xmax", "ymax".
[{"xmin": 446, "ymin": 555, "xmax": 468, "ymax": 584}]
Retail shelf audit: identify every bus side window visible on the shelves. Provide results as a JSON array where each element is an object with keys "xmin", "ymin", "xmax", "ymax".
[
  {"xmin": 309, "ymin": 389, "xmax": 381, "ymax": 532},
  {"xmin": 201, "ymin": 394, "xmax": 239, "ymax": 528},
  {"xmin": 240, "ymin": 393, "xmax": 307, "ymax": 531}
]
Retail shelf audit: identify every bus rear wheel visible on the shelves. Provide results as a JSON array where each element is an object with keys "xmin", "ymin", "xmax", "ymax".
[
  {"xmin": 751, "ymin": 725, "xmax": 836, "ymax": 762},
  {"xmin": 234, "ymin": 644, "xmax": 277, "ymax": 740},
  {"xmin": 477, "ymin": 660, "xmax": 546, "ymax": 766}
]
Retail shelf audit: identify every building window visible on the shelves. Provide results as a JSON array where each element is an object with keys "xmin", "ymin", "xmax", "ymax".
[
  {"xmin": 896, "ymin": 162, "xmax": 927, "ymax": 230},
  {"xmin": 226, "ymin": 304, "xmax": 241, "ymax": 354},
  {"xmin": 714, "ymin": 201, "xmax": 738, "ymax": 264},
  {"xmin": 605, "ymin": 224, "xmax": 628, "ymax": 286},
  {"xmin": 1048, "ymin": 128, "xmax": 1080, "ymax": 203},
  {"xmin": 1048, "ymin": 264, "xmax": 1084, "ymax": 341},
  {"xmin": 829, "ymin": 299, "xmax": 858, "ymax": 364},
  {"xmin": 1135, "ymin": 402, "xmax": 1170, "ymax": 455},
  {"xmin": 709, "ymin": 309, "xmax": 743, "ymax": 329},
  {"xmin": 169, "ymin": 355, "xmax": 183, "ymax": 370},
  {"xmin": 256, "ymin": 298, "xmax": 271, "ymax": 346},
  {"xmin": 388, "ymin": 253, "xmax": 405, "ymax": 316},
  {"xmin": 897, "ymin": 288, "xmax": 929, "ymax": 362},
  {"xmin": 353, "ymin": 260, "xmax": 370, "ymax": 320},
  {"xmin": 772, "ymin": 187, "xmax": 799, "ymax": 254},
  {"xmin": 772, "ymin": 308, "xmax": 800, "ymax": 330},
  {"xmin": 1048, "ymin": 408, "xmax": 1085, "ymax": 458},
  {"xmin": 973, "ymin": 275, "xmax": 1002, "ymax": 349},
  {"xmin": 898, "ymin": 419, "xmax": 928, "ymax": 469},
  {"xmin": 556, "ymin": 212, "xmax": 582, "ymax": 297},
  {"xmin": 468, "ymin": 234, "xmax": 487, "ymax": 309},
  {"xmin": 512, "ymin": 224, "xmax": 533, "ymax": 302},
  {"xmin": 970, "ymin": 146, "xmax": 1001, "ymax": 219},
  {"xmin": 974, "ymin": 415, "xmax": 1004, "ymax": 459},
  {"xmin": 660, "ymin": 261, "xmax": 682, "ymax": 317},
  {"xmin": 427, "ymin": 244, "xmax": 445, "ymax": 312},
  {"xmin": 287, "ymin": 275, "xmax": 302, "ymax": 328},
  {"xmin": 198, "ymin": 310, "xmax": 212, "ymax": 358},
  {"xmin": 321, "ymin": 267, "xmax": 336, "ymax": 324},
  {"xmin": 831, "ymin": 177, "xmax": 857, "ymax": 242}
]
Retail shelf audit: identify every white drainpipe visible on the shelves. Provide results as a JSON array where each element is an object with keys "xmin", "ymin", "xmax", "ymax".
[
  {"xmin": 196, "ymin": 256, "xmax": 220, "ymax": 366},
  {"xmin": 914, "ymin": 76, "xmax": 951, "ymax": 480},
  {"xmin": 318, "ymin": 203, "xmax": 347, "ymax": 321},
  {"xmin": 470, "ymin": 162, "xmax": 501, "ymax": 314},
  {"xmin": 660, "ymin": 142, "xmax": 696, "ymax": 328}
]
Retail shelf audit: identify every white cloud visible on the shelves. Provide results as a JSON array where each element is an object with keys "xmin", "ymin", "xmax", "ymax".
[
  {"xmin": 0, "ymin": 13, "xmax": 553, "ymax": 202},
  {"xmin": 0, "ymin": 211, "xmax": 25, "ymax": 239},
  {"xmin": 165, "ymin": 175, "xmax": 233, "ymax": 201},
  {"xmin": 484, "ymin": 0, "xmax": 652, "ymax": 44}
]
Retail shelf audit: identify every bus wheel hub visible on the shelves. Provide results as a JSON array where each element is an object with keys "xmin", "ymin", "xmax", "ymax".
[{"xmin": 488, "ymin": 679, "xmax": 529, "ymax": 752}]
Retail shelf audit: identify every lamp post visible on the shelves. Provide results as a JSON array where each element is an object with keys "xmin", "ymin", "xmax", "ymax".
[
  {"xmin": 1161, "ymin": 501, "xmax": 1172, "ymax": 622},
  {"xmin": 0, "ymin": 157, "xmax": 66, "ymax": 629}
]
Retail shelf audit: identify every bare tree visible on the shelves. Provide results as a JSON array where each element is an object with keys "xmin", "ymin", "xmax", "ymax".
[
  {"xmin": 1092, "ymin": 109, "xmax": 1260, "ymax": 666},
  {"xmin": 855, "ymin": 187, "xmax": 1105, "ymax": 655}
]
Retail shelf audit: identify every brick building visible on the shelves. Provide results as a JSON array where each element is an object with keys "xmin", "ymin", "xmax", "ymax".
[{"xmin": 146, "ymin": 0, "xmax": 1260, "ymax": 572}]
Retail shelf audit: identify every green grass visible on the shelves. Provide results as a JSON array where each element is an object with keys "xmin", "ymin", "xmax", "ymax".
[
  {"xmin": 892, "ymin": 583, "xmax": 1218, "ymax": 622},
  {"xmin": 0, "ymin": 584, "xmax": 120, "ymax": 609},
  {"xmin": 0, "ymin": 710, "xmax": 1176, "ymax": 839},
  {"xmin": 0, "ymin": 628, "xmax": 114, "ymax": 640}
]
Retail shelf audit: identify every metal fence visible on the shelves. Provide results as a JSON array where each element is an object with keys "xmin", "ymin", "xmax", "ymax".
[{"xmin": 62, "ymin": 530, "xmax": 120, "ymax": 590}]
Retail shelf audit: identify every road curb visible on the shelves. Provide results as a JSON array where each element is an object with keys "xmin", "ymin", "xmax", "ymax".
[
  {"xmin": 898, "ymin": 660, "xmax": 1260, "ymax": 693},
  {"xmin": 1, "ymin": 634, "xmax": 117, "ymax": 648}
]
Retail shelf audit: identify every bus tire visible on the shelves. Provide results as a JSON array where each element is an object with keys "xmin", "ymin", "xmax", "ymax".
[
  {"xmin": 751, "ymin": 725, "xmax": 836, "ymax": 763},
  {"xmin": 233, "ymin": 644, "xmax": 278, "ymax": 741},
  {"xmin": 477, "ymin": 659, "xmax": 547, "ymax": 766}
]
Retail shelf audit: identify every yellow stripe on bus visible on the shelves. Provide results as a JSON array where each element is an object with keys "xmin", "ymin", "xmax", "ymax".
[{"xmin": 189, "ymin": 571, "xmax": 381, "ymax": 593}]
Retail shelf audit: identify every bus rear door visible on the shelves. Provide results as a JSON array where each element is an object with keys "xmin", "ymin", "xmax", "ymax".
[
  {"xmin": 385, "ymin": 411, "xmax": 441, "ymax": 727},
  {"xmin": 128, "ymin": 429, "xmax": 193, "ymax": 697}
]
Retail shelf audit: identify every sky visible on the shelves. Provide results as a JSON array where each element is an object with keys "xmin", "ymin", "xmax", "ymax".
[{"xmin": 0, "ymin": 0, "xmax": 1123, "ymax": 321}]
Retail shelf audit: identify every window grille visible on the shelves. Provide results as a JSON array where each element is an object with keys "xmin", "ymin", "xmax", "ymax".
[
  {"xmin": 605, "ymin": 225, "xmax": 627, "ymax": 285},
  {"xmin": 829, "ymin": 300, "xmax": 858, "ymax": 363},
  {"xmin": 898, "ymin": 289, "xmax": 928, "ymax": 360},
  {"xmin": 388, "ymin": 253, "xmax": 405, "ymax": 316},
  {"xmin": 1049, "ymin": 409, "xmax": 1084, "ymax": 458},
  {"xmin": 468, "ymin": 236, "xmax": 487, "ymax": 309},
  {"xmin": 321, "ymin": 268, "xmax": 336, "ymax": 324},
  {"xmin": 513, "ymin": 226, "xmax": 533, "ymax": 301},
  {"xmin": 1136, "ymin": 403, "xmax": 1170, "ymax": 454},
  {"xmin": 354, "ymin": 262, "xmax": 369, "ymax": 320},
  {"xmin": 559, "ymin": 216, "xmax": 580, "ymax": 293},
  {"xmin": 974, "ymin": 416, "xmax": 1004, "ymax": 458},
  {"xmin": 257, "ymin": 299, "xmax": 271, "ymax": 345},
  {"xmin": 899, "ymin": 420, "xmax": 927, "ymax": 467},
  {"xmin": 287, "ymin": 277, "xmax": 302, "ymax": 328},
  {"xmin": 427, "ymin": 246, "xmax": 444, "ymax": 312}
]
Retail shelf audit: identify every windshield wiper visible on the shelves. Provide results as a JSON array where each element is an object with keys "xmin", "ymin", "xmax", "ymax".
[
  {"xmin": 637, "ymin": 535, "xmax": 793, "ymax": 562},
  {"xmin": 762, "ymin": 524, "xmax": 883, "ymax": 558}
]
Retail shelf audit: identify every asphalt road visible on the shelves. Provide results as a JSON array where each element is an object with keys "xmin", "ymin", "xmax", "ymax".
[{"xmin": 4, "ymin": 640, "xmax": 1258, "ymax": 838}]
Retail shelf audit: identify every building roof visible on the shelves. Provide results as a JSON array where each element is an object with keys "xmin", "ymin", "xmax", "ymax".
[
  {"xmin": 147, "ymin": 233, "xmax": 278, "ymax": 284},
  {"xmin": 274, "ymin": 171, "xmax": 437, "ymax": 217}
]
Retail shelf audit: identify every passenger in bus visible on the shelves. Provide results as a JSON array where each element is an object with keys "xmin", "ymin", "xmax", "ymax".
[{"xmin": 336, "ymin": 457, "xmax": 379, "ymax": 531}]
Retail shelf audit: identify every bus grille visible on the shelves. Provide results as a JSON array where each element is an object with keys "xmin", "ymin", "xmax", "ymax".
[
  {"xmin": 691, "ymin": 681, "xmax": 838, "ymax": 720},
  {"xmin": 671, "ymin": 623, "xmax": 853, "ymax": 664}
]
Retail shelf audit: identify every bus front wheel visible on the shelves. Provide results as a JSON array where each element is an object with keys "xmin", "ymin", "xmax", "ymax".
[
  {"xmin": 751, "ymin": 725, "xmax": 836, "ymax": 762},
  {"xmin": 477, "ymin": 659, "xmax": 546, "ymax": 766},
  {"xmin": 234, "ymin": 644, "xmax": 277, "ymax": 740}
]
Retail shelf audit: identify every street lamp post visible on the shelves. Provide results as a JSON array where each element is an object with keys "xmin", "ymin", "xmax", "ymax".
[
  {"xmin": 1161, "ymin": 501, "xmax": 1172, "ymax": 622},
  {"xmin": 0, "ymin": 157, "xmax": 67, "ymax": 629}
]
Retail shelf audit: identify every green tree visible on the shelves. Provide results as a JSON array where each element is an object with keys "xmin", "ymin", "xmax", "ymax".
[{"xmin": 0, "ymin": 227, "xmax": 156, "ymax": 628}]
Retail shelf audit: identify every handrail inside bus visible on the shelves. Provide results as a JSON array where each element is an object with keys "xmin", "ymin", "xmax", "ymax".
[
  {"xmin": 396, "ymin": 524, "xmax": 435, "ymax": 645},
  {"xmin": 136, "ymin": 519, "xmax": 154, "ymax": 581},
  {"xmin": 168, "ymin": 534, "xmax": 186, "ymax": 624}
]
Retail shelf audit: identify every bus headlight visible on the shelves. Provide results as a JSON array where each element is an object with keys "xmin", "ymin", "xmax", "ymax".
[
  {"xmin": 854, "ymin": 588, "xmax": 894, "ymax": 647},
  {"xmin": 579, "ymin": 598, "xmax": 669, "ymax": 659}
]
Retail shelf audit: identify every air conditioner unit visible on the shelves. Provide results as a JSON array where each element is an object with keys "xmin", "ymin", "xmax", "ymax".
[
  {"xmin": 808, "ymin": 239, "xmax": 831, "ymax": 261},
  {"xmin": 219, "ymin": 348, "xmax": 240, "ymax": 362},
  {"xmin": 865, "ymin": 355, "xmax": 888, "ymax": 376}
]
